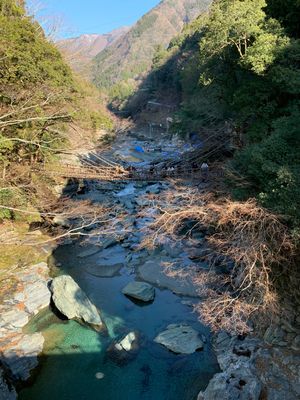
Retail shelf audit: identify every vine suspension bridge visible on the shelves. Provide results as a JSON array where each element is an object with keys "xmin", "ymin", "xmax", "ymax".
[
  {"xmin": 34, "ymin": 132, "xmax": 231, "ymax": 182},
  {"xmin": 35, "ymin": 162, "xmax": 203, "ymax": 182}
]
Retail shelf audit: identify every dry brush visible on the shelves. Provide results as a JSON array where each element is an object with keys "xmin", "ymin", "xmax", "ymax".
[{"xmin": 142, "ymin": 188, "xmax": 295, "ymax": 334}]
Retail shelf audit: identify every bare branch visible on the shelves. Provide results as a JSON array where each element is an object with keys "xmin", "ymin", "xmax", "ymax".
[{"xmin": 0, "ymin": 113, "xmax": 71, "ymax": 128}]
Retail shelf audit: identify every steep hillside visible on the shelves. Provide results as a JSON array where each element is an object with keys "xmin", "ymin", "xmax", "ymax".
[
  {"xmin": 0, "ymin": 0, "xmax": 113, "ymax": 220},
  {"xmin": 92, "ymin": 0, "xmax": 212, "ymax": 92},
  {"xmin": 57, "ymin": 27, "xmax": 130, "ymax": 74}
]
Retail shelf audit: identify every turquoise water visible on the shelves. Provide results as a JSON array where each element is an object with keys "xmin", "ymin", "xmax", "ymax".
[{"xmin": 19, "ymin": 243, "xmax": 219, "ymax": 400}]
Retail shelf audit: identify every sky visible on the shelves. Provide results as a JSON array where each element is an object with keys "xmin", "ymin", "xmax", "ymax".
[{"xmin": 29, "ymin": 0, "xmax": 161, "ymax": 39}]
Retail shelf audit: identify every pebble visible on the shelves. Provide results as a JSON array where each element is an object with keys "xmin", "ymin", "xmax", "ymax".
[{"xmin": 95, "ymin": 372, "xmax": 105, "ymax": 380}]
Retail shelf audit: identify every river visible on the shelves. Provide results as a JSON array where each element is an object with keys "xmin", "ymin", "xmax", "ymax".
[{"xmin": 18, "ymin": 131, "xmax": 220, "ymax": 400}]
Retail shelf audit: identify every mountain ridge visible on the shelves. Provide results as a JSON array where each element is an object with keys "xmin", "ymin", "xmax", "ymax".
[
  {"xmin": 92, "ymin": 0, "xmax": 213, "ymax": 89},
  {"xmin": 57, "ymin": 27, "xmax": 130, "ymax": 74}
]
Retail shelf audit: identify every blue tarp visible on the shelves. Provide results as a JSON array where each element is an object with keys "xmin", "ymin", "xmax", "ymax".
[{"xmin": 134, "ymin": 145, "xmax": 145, "ymax": 153}]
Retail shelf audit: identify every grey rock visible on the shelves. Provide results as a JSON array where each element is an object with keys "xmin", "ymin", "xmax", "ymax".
[
  {"xmin": 107, "ymin": 331, "xmax": 140, "ymax": 365},
  {"xmin": 187, "ymin": 248, "xmax": 210, "ymax": 260},
  {"xmin": 51, "ymin": 275, "xmax": 103, "ymax": 329},
  {"xmin": 102, "ymin": 237, "xmax": 119, "ymax": 249},
  {"xmin": 264, "ymin": 325, "xmax": 285, "ymax": 344},
  {"xmin": 0, "ymin": 369, "xmax": 17, "ymax": 400},
  {"xmin": 146, "ymin": 183, "xmax": 161, "ymax": 194},
  {"xmin": 86, "ymin": 263, "xmax": 123, "ymax": 277},
  {"xmin": 135, "ymin": 197, "xmax": 151, "ymax": 207},
  {"xmin": 85, "ymin": 245, "xmax": 126, "ymax": 277},
  {"xmin": 163, "ymin": 244, "xmax": 183, "ymax": 258},
  {"xmin": 154, "ymin": 324, "xmax": 204, "ymax": 354},
  {"xmin": 122, "ymin": 281, "xmax": 155, "ymax": 302},
  {"xmin": 52, "ymin": 216, "xmax": 70, "ymax": 228},
  {"xmin": 135, "ymin": 216, "xmax": 155, "ymax": 229},
  {"xmin": 115, "ymin": 183, "xmax": 136, "ymax": 197},
  {"xmin": 77, "ymin": 247, "xmax": 101, "ymax": 258},
  {"xmin": 181, "ymin": 300, "xmax": 193, "ymax": 307},
  {"xmin": 83, "ymin": 223, "xmax": 99, "ymax": 232},
  {"xmin": 198, "ymin": 367, "xmax": 262, "ymax": 400},
  {"xmin": 217, "ymin": 337, "xmax": 260, "ymax": 371},
  {"xmin": 118, "ymin": 196, "xmax": 136, "ymax": 210},
  {"xmin": 253, "ymin": 347, "xmax": 300, "ymax": 399},
  {"xmin": 291, "ymin": 335, "xmax": 300, "ymax": 351},
  {"xmin": 0, "ymin": 310, "xmax": 29, "ymax": 330},
  {"xmin": 115, "ymin": 332, "xmax": 137, "ymax": 352},
  {"xmin": 23, "ymin": 281, "xmax": 51, "ymax": 315},
  {"xmin": 138, "ymin": 260, "xmax": 200, "ymax": 297},
  {"xmin": 80, "ymin": 192, "xmax": 108, "ymax": 203},
  {"xmin": 2, "ymin": 333, "xmax": 44, "ymax": 381},
  {"xmin": 207, "ymin": 332, "xmax": 300, "ymax": 400}
]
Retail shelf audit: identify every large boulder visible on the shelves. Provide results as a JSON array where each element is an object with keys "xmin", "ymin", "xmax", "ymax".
[
  {"xmin": 122, "ymin": 281, "xmax": 155, "ymax": 302},
  {"xmin": 51, "ymin": 275, "xmax": 103, "ymax": 330},
  {"xmin": 137, "ymin": 260, "xmax": 200, "ymax": 297},
  {"xmin": 154, "ymin": 324, "xmax": 204, "ymax": 354}
]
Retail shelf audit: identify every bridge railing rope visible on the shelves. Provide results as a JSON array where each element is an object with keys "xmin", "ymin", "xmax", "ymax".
[{"xmin": 33, "ymin": 139, "xmax": 229, "ymax": 182}]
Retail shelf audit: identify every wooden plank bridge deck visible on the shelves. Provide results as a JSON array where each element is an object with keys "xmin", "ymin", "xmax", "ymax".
[{"xmin": 35, "ymin": 163, "xmax": 202, "ymax": 182}]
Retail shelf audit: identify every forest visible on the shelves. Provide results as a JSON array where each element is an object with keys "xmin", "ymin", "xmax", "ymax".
[
  {"xmin": 126, "ymin": 0, "xmax": 300, "ymax": 233},
  {"xmin": 0, "ymin": 0, "xmax": 112, "ymax": 220}
]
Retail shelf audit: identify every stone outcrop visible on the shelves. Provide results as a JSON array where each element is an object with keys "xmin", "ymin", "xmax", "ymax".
[
  {"xmin": 198, "ymin": 332, "xmax": 300, "ymax": 400},
  {"xmin": 2, "ymin": 333, "xmax": 44, "ymax": 381},
  {"xmin": 51, "ymin": 275, "xmax": 103, "ymax": 330},
  {"xmin": 154, "ymin": 324, "xmax": 204, "ymax": 354},
  {"xmin": 198, "ymin": 368, "xmax": 262, "ymax": 400},
  {"xmin": 0, "ymin": 262, "xmax": 51, "ymax": 382}
]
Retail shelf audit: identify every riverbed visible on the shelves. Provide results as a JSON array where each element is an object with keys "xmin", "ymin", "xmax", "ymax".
[{"xmin": 17, "ymin": 131, "xmax": 220, "ymax": 399}]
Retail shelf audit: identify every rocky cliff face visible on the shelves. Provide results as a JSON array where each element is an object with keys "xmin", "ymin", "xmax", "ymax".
[
  {"xmin": 92, "ymin": 0, "xmax": 213, "ymax": 88},
  {"xmin": 57, "ymin": 27, "xmax": 130, "ymax": 74}
]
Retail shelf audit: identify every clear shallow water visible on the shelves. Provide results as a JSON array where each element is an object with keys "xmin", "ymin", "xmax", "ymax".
[{"xmin": 19, "ymin": 243, "xmax": 219, "ymax": 400}]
